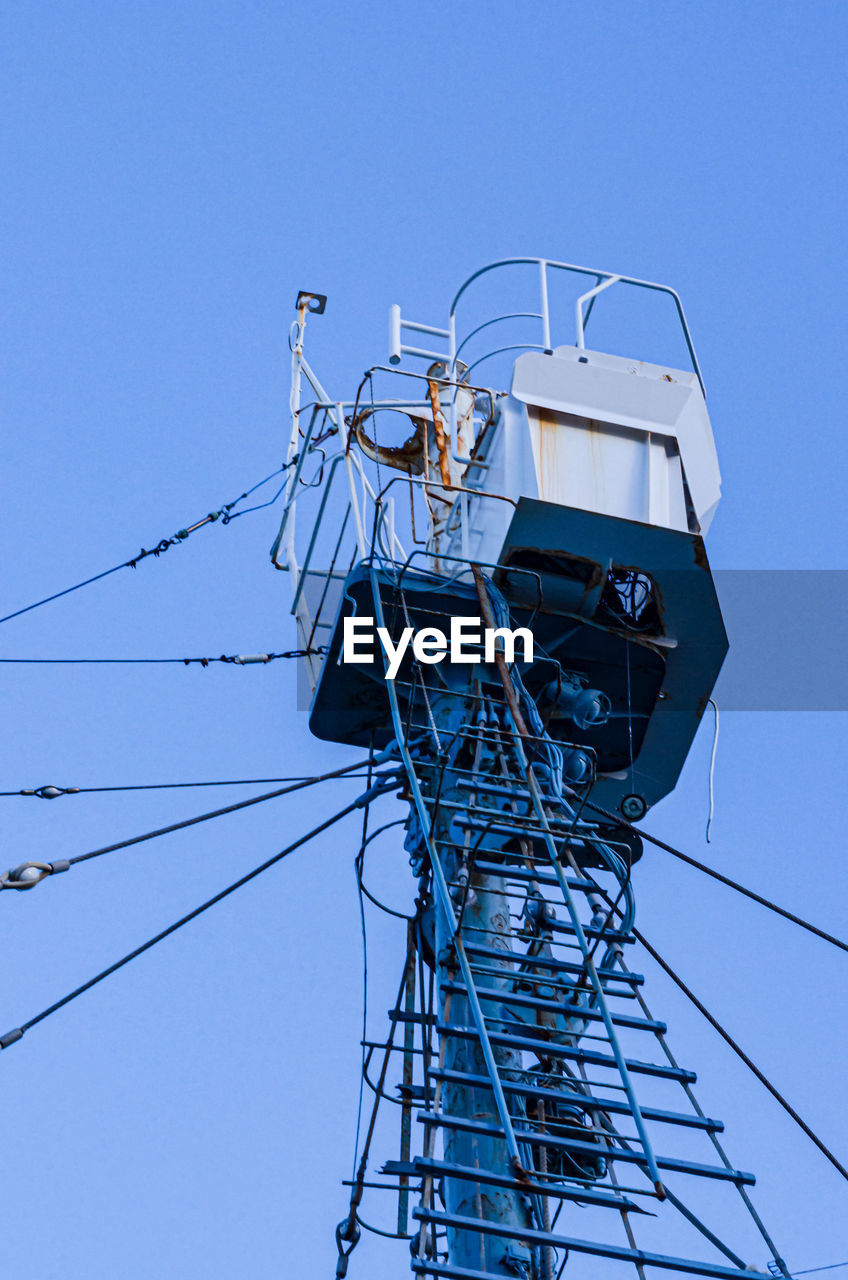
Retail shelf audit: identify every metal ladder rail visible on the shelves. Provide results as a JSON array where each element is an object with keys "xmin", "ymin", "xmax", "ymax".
[
  {"xmin": 478, "ymin": 752, "xmax": 776, "ymax": 1271},
  {"xmin": 492, "ymin": 711, "xmax": 665, "ymax": 1195},
  {"xmin": 399, "ymin": 604, "xmax": 777, "ymax": 1277},
  {"xmin": 410, "ymin": 748, "xmax": 753, "ymax": 1272},
  {"xmin": 410, "ymin": 1214, "xmax": 769, "ymax": 1280},
  {"xmin": 421, "ymin": 822, "xmax": 740, "ymax": 1271},
  {"xmin": 368, "ymin": 561, "xmax": 527, "ymax": 1176},
  {"xmin": 609, "ymin": 947, "xmax": 793, "ymax": 1280},
  {"xmin": 410, "ymin": 685, "xmax": 586, "ymax": 1273},
  {"xmin": 376, "ymin": 565, "xmax": 675, "ymax": 1264}
]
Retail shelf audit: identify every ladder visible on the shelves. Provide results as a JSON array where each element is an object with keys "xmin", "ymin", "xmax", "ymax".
[{"xmin": 370, "ymin": 565, "xmax": 774, "ymax": 1280}]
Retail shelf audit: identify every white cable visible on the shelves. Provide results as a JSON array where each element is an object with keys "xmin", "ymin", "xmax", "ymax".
[{"xmin": 706, "ymin": 698, "xmax": 719, "ymax": 843}]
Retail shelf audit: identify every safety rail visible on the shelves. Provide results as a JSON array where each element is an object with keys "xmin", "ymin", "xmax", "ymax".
[
  {"xmin": 273, "ymin": 257, "xmax": 707, "ymax": 700},
  {"xmin": 272, "ymin": 317, "xmax": 514, "ymax": 690},
  {"xmin": 448, "ymin": 256, "xmax": 705, "ymax": 394},
  {"xmin": 388, "ymin": 255, "xmax": 704, "ymax": 395}
]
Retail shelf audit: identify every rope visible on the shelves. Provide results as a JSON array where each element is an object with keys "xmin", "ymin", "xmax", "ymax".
[{"xmin": 0, "ymin": 797, "xmax": 365, "ymax": 1052}]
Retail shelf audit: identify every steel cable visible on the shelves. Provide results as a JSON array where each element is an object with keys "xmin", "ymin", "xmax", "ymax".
[
  {"xmin": 584, "ymin": 874, "xmax": 848, "ymax": 1186},
  {"xmin": 0, "ymin": 796, "xmax": 366, "ymax": 1052},
  {"xmin": 583, "ymin": 798, "xmax": 848, "ymax": 955},
  {"xmin": 0, "ymin": 649, "xmax": 323, "ymax": 666},
  {"xmin": 0, "ymin": 774, "xmax": 374, "ymax": 799},
  {"xmin": 1, "ymin": 755, "xmax": 391, "ymax": 889},
  {"xmin": 0, "ymin": 465, "xmax": 289, "ymax": 628}
]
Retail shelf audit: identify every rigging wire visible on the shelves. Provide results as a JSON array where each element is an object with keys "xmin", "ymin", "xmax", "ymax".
[
  {"xmin": 587, "ymin": 877, "xmax": 848, "ymax": 1186},
  {"xmin": 0, "ymin": 774, "xmax": 374, "ymax": 799},
  {"xmin": 793, "ymin": 1264, "xmax": 848, "ymax": 1276},
  {"xmin": 0, "ymin": 775, "xmax": 374, "ymax": 799},
  {"xmin": 0, "ymin": 755, "xmax": 396, "ymax": 890},
  {"xmin": 0, "ymin": 794, "xmax": 367, "ymax": 1053},
  {"xmin": 583, "ymin": 798, "xmax": 848, "ymax": 956},
  {"xmin": 0, "ymin": 465, "xmax": 289, "ymax": 628},
  {"xmin": 0, "ymin": 649, "xmax": 325, "ymax": 666}
]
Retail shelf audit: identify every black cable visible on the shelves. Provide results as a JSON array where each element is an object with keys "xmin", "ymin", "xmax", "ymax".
[
  {"xmin": 351, "ymin": 757, "xmax": 373, "ymax": 1181},
  {"xmin": 0, "ymin": 465, "xmax": 288, "ymax": 628},
  {"xmin": 0, "ymin": 796, "xmax": 363, "ymax": 1051},
  {"xmin": 1, "ymin": 775, "xmax": 374, "ymax": 799},
  {"xmin": 69, "ymin": 784, "xmax": 338, "ymax": 868},
  {"xmin": 222, "ymin": 480, "xmax": 288, "ymax": 521},
  {"xmin": 0, "ymin": 649, "xmax": 324, "ymax": 666},
  {"xmin": 586, "ymin": 875, "xmax": 848, "ymax": 1186},
  {"xmin": 1, "ymin": 755, "xmax": 384, "ymax": 884},
  {"xmin": 583, "ymin": 798, "xmax": 848, "ymax": 956},
  {"xmin": 356, "ymin": 819, "xmax": 413, "ymax": 921}
]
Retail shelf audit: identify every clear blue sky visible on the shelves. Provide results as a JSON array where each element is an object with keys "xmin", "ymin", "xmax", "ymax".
[{"xmin": 2, "ymin": 3, "xmax": 846, "ymax": 1277}]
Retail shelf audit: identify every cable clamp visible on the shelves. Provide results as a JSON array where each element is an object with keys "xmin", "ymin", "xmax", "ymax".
[
  {"xmin": 22, "ymin": 785, "xmax": 82, "ymax": 800},
  {"xmin": 0, "ymin": 862, "xmax": 54, "ymax": 890},
  {"xmin": 335, "ymin": 1216, "xmax": 361, "ymax": 1278},
  {"xmin": 0, "ymin": 1028, "xmax": 24, "ymax": 1050}
]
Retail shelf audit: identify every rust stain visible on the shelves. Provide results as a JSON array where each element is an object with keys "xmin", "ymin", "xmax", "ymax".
[
  {"xmin": 426, "ymin": 376, "xmax": 453, "ymax": 489},
  {"xmin": 691, "ymin": 538, "xmax": 709, "ymax": 571}
]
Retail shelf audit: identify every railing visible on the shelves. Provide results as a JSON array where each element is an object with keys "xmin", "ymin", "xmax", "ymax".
[
  {"xmin": 389, "ymin": 255, "xmax": 705, "ymax": 396},
  {"xmin": 273, "ymin": 257, "xmax": 706, "ymax": 699},
  {"xmin": 448, "ymin": 256, "xmax": 705, "ymax": 395},
  {"xmin": 271, "ymin": 312, "xmax": 413, "ymax": 695}
]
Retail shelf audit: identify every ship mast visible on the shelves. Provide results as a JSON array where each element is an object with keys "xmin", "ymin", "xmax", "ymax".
[{"xmin": 273, "ymin": 259, "xmax": 790, "ymax": 1280}]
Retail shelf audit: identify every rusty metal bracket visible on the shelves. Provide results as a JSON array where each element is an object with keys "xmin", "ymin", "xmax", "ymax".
[{"xmin": 296, "ymin": 290, "xmax": 326, "ymax": 314}]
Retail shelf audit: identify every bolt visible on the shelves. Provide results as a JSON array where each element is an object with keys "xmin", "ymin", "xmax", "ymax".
[{"xmin": 620, "ymin": 794, "xmax": 647, "ymax": 822}]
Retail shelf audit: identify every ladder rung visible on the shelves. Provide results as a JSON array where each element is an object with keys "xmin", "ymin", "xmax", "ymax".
[
  {"xmin": 443, "ymin": 777, "xmax": 559, "ymax": 804},
  {"xmin": 429, "ymin": 1067, "xmax": 724, "ymax": 1133},
  {"xmin": 544, "ymin": 917, "xmax": 634, "ymax": 943},
  {"xmin": 471, "ymin": 858, "xmax": 595, "ymax": 891},
  {"xmin": 412, "ymin": 1210, "xmax": 766, "ymax": 1278},
  {"xmin": 389, "ymin": 1009, "xmax": 438, "ymax": 1027},
  {"xmin": 417, "ymin": 1114, "xmax": 755, "ymax": 1185},
  {"xmin": 437, "ymin": 1022, "xmax": 696, "ymax": 1083},
  {"xmin": 469, "ymin": 963, "xmax": 639, "ymax": 1002},
  {"xmin": 456, "ymin": 815, "xmax": 591, "ymax": 844},
  {"xmin": 383, "ymin": 1156, "xmax": 645, "ymax": 1212},
  {"xmin": 467, "ymin": 958, "xmax": 638, "ymax": 1000},
  {"xmin": 412, "ymin": 1264, "xmax": 523, "ymax": 1280},
  {"xmin": 441, "ymin": 980, "xmax": 666, "ymax": 1033},
  {"xmin": 461, "ymin": 939, "xmax": 644, "ymax": 985}
]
